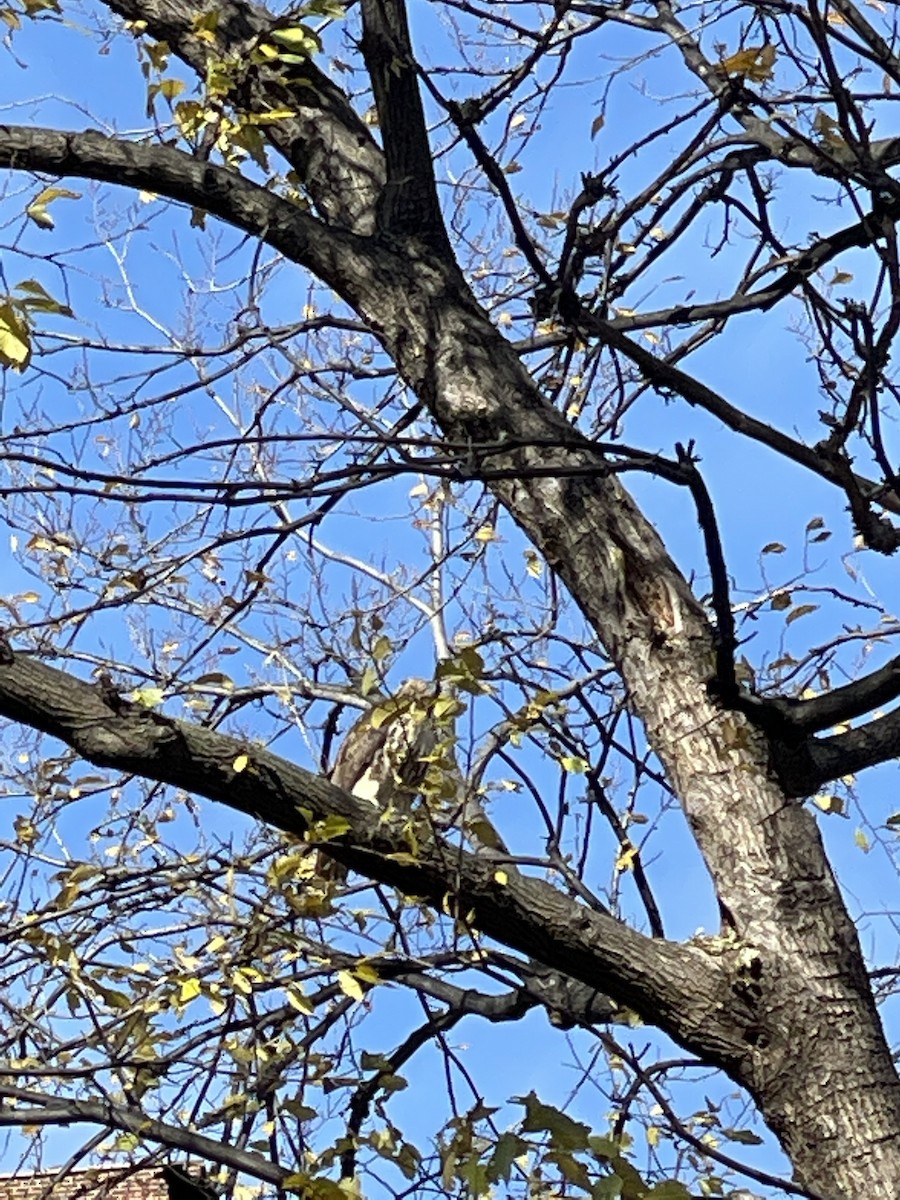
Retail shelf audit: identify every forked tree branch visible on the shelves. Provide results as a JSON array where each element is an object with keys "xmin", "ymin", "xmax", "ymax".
[{"xmin": 102, "ymin": 0, "xmax": 385, "ymax": 232}]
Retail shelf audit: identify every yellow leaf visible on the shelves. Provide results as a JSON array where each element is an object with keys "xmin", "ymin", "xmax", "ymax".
[
  {"xmin": 615, "ymin": 843, "xmax": 638, "ymax": 873},
  {"xmin": 353, "ymin": 960, "xmax": 381, "ymax": 984},
  {"xmin": 270, "ymin": 24, "xmax": 321, "ymax": 55},
  {"xmin": 313, "ymin": 814, "xmax": 351, "ymax": 841},
  {"xmin": 524, "ymin": 549, "xmax": 543, "ymax": 577},
  {"xmin": 372, "ymin": 633, "xmax": 393, "ymax": 663},
  {"xmin": 813, "ymin": 794, "xmax": 844, "ymax": 814},
  {"xmin": 0, "ymin": 301, "xmax": 31, "ymax": 371},
  {"xmin": 158, "ymin": 77, "xmax": 184, "ymax": 100},
  {"xmin": 232, "ymin": 967, "xmax": 260, "ymax": 994},
  {"xmin": 337, "ymin": 970, "xmax": 365, "ymax": 1001},
  {"xmin": 232, "ymin": 753, "xmax": 250, "ymax": 773},
  {"xmin": 178, "ymin": 978, "xmax": 202, "ymax": 1003},
  {"xmin": 720, "ymin": 44, "xmax": 776, "ymax": 81},
  {"xmin": 384, "ymin": 851, "xmax": 420, "ymax": 866},
  {"xmin": 432, "ymin": 694, "xmax": 463, "ymax": 721},
  {"xmin": 359, "ymin": 665, "xmax": 379, "ymax": 696},
  {"xmin": 257, "ymin": 107, "xmax": 298, "ymax": 122},
  {"xmin": 25, "ymin": 186, "xmax": 80, "ymax": 230},
  {"xmin": 131, "ymin": 686, "xmax": 165, "ymax": 709},
  {"xmin": 854, "ymin": 828, "xmax": 871, "ymax": 852},
  {"xmin": 191, "ymin": 10, "xmax": 219, "ymax": 35},
  {"xmin": 14, "ymin": 815, "xmax": 38, "ymax": 846},
  {"xmin": 474, "ymin": 525, "xmax": 497, "ymax": 542},
  {"xmin": 493, "ymin": 869, "xmax": 508, "ymax": 885},
  {"xmin": 286, "ymin": 983, "xmax": 314, "ymax": 1014}
]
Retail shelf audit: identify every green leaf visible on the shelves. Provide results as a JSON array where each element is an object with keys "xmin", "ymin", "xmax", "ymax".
[
  {"xmin": 515, "ymin": 1091, "xmax": 591, "ymax": 1151},
  {"xmin": 378, "ymin": 1073, "xmax": 408, "ymax": 1093},
  {"xmin": 15, "ymin": 278, "xmax": 74, "ymax": 316},
  {"xmin": 314, "ymin": 814, "xmax": 352, "ymax": 840},
  {"xmin": 721, "ymin": 1127, "xmax": 764, "ymax": 1145},
  {"xmin": 372, "ymin": 633, "xmax": 393, "ymax": 664},
  {"xmin": 270, "ymin": 24, "xmax": 322, "ymax": 55},
  {"xmin": 302, "ymin": 0, "xmax": 346, "ymax": 16},
  {"xmin": 360, "ymin": 1051, "xmax": 393, "ymax": 1071}
]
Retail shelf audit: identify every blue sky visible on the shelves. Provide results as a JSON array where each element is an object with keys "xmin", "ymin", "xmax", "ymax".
[{"xmin": 1, "ymin": 2, "xmax": 899, "ymax": 1196}]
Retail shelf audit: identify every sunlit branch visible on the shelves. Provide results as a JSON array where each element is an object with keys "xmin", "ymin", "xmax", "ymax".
[
  {"xmin": 0, "ymin": 644, "xmax": 744, "ymax": 1061},
  {"xmin": 0, "ymin": 125, "xmax": 371, "ymax": 295},
  {"xmin": 0, "ymin": 1085, "xmax": 292, "ymax": 1189}
]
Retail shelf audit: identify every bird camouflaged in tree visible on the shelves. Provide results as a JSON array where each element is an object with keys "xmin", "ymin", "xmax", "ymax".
[{"xmin": 316, "ymin": 678, "xmax": 447, "ymax": 882}]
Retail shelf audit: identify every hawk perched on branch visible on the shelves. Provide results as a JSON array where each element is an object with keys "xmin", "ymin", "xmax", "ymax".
[
  {"xmin": 317, "ymin": 678, "xmax": 443, "ymax": 881},
  {"xmin": 330, "ymin": 677, "xmax": 439, "ymax": 809}
]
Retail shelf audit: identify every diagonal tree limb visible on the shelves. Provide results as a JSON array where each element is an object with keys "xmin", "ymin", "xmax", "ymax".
[
  {"xmin": 742, "ymin": 655, "xmax": 900, "ymax": 739},
  {"xmin": 578, "ymin": 309, "xmax": 900, "ymax": 527},
  {"xmin": 0, "ymin": 124, "xmax": 377, "ymax": 292},
  {"xmin": 0, "ymin": 1085, "xmax": 295, "ymax": 1189},
  {"xmin": 0, "ymin": 643, "xmax": 758, "ymax": 1068},
  {"xmin": 786, "ymin": 705, "xmax": 900, "ymax": 798}
]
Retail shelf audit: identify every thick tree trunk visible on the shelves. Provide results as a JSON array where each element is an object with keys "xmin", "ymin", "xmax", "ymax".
[
  {"xmin": 333, "ymin": 243, "xmax": 900, "ymax": 1198},
  {"xmin": 0, "ymin": 122, "xmax": 896, "ymax": 1196}
]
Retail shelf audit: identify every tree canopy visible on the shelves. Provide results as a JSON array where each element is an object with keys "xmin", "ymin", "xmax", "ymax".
[{"xmin": 0, "ymin": 1, "xmax": 899, "ymax": 1197}]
